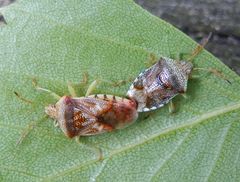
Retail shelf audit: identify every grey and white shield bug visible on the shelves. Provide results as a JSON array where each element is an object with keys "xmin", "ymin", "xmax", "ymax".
[
  {"xmin": 127, "ymin": 33, "xmax": 228, "ymax": 112},
  {"xmin": 127, "ymin": 57, "xmax": 193, "ymax": 112}
]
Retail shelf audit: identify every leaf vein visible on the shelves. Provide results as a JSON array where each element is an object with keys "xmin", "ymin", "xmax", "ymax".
[
  {"xmin": 150, "ymin": 130, "xmax": 191, "ymax": 181},
  {"xmin": 0, "ymin": 166, "xmax": 42, "ymax": 179},
  {"xmin": 203, "ymin": 122, "xmax": 233, "ymax": 182},
  {"xmin": 43, "ymin": 102, "xmax": 240, "ymax": 180}
]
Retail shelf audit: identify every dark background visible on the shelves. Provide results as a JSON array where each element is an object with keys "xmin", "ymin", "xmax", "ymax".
[
  {"xmin": 135, "ymin": 0, "xmax": 240, "ymax": 75},
  {"xmin": 1, "ymin": 0, "xmax": 239, "ymax": 75}
]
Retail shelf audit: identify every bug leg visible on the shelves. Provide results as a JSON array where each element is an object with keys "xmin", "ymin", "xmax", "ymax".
[
  {"xmin": 181, "ymin": 93, "xmax": 188, "ymax": 99},
  {"xmin": 32, "ymin": 79, "xmax": 61, "ymax": 100},
  {"xmin": 76, "ymin": 72, "xmax": 89, "ymax": 87},
  {"xmin": 85, "ymin": 80, "xmax": 100, "ymax": 96},
  {"xmin": 54, "ymin": 120, "xmax": 59, "ymax": 127},
  {"xmin": 85, "ymin": 76, "xmax": 131, "ymax": 97},
  {"xmin": 67, "ymin": 72, "xmax": 89, "ymax": 97},
  {"xmin": 145, "ymin": 53, "xmax": 158, "ymax": 67},
  {"xmin": 110, "ymin": 79, "xmax": 128, "ymax": 87},
  {"xmin": 14, "ymin": 91, "xmax": 33, "ymax": 104},
  {"xmin": 192, "ymin": 67, "xmax": 231, "ymax": 84},
  {"xmin": 189, "ymin": 74, "xmax": 201, "ymax": 80},
  {"xmin": 85, "ymin": 76, "xmax": 130, "ymax": 96},
  {"xmin": 85, "ymin": 79, "xmax": 113, "ymax": 97},
  {"xmin": 175, "ymin": 33, "xmax": 212, "ymax": 63},
  {"xmin": 167, "ymin": 94, "xmax": 187, "ymax": 114},
  {"xmin": 67, "ymin": 81, "xmax": 77, "ymax": 97},
  {"xmin": 168, "ymin": 100, "xmax": 176, "ymax": 114},
  {"xmin": 81, "ymin": 72, "xmax": 89, "ymax": 85},
  {"xmin": 75, "ymin": 136, "xmax": 103, "ymax": 161},
  {"xmin": 102, "ymin": 77, "xmax": 134, "ymax": 87},
  {"xmin": 75, "ymin": 136, "xmax": 81, "ymax": 144}
]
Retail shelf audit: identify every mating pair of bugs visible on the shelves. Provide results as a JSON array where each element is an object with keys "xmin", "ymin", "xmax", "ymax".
[{"xmin": 16, "ymin": 34, "xmax": 229, "ymax": 142}]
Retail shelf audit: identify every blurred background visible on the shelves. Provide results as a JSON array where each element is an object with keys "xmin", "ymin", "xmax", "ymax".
[
  {"xmin": 1, "ymin": 0, "xmax": 239, "ymax": 75},
  {"xmin": 135, "ymin": 0, "xmax": 240, "ymax": 75}
]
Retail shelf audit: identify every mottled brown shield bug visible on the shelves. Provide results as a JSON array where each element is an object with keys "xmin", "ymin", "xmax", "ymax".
[
  {"xmin": 45, "ymin": 94, "xmax": 138, "ymax": 139},
  {"xmin": 15, "ymin": 77, "xmax": 138, "ymax": 144},
  {"xmin": 127, "ymin": 33, "xmax": 230, "ymax": 112}
]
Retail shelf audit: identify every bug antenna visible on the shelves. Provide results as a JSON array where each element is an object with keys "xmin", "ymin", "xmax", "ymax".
[
  {"xmin": 32, "ymin": 78, "xmax": 61, "ymax": 100},
  {"xmin": 193, "ymin": 67, "xmax": 231, "ymax": 84},
  {"xmin": 187, "ymin": 32, "xmax": 212, "ymax": 62},
  {"xmin": 14, "ymin": 91, "xmax": 33, "ymax": 104}
]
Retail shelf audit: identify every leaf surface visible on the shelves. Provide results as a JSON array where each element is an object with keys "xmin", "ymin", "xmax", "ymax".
[{"xmin": 0, "ymin": 0, "xmax": 240, "ymax": 181}]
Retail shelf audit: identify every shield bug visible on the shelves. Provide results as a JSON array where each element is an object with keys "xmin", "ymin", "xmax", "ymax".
[
  {"xmin": 30, "ymin": 78, "xmax": 138, "ymax": 140},
  {"xmin": 14, "ymin": 78, "xmax": 138, "ymax": 159},
  {"xmin": 127, "ymin": 33, "xmax": 230, "ymax": 112},
  {"xmin": 45, "ymin": 94, "xmax": 138, "ymax": 139},
  {"xmin": 127, "ymin": 57, "xmax": 193, "ymax": 112}
]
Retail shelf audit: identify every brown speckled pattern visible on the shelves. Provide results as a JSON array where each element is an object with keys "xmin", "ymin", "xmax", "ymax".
[{"xmin": 49, "ymin": 95, "xmax": 138, "ymax": 138}]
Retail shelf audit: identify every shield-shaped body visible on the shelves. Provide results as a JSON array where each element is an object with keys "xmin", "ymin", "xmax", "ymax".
[
  {"xmin": 45, "ymin": 95, "xmax": 138, "ymax": 138},
  {"xmin": 127, "ymin": 57, "xmax": 193, "ymax": 112}
]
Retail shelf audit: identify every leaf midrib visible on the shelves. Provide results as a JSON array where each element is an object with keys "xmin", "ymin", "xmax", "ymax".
[{"xmin": 42, "ymin": 101, "xmax": 240, "ymax": 181}]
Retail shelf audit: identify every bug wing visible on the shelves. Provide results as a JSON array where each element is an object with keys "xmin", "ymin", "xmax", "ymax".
[
  {"xmin": 73, "ymin": 97, "xmax": 112, "ymax": 116},
  {"xmin": 71, "ymin": 97, "xmax": 113, "ymax": 136}
]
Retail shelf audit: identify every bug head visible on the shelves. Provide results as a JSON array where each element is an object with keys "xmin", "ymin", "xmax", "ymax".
[
  {"xmin": 45, "ymin": 104, "xmax": 57, "ymax": 119},
  {"xmin": 45, "ymin": 96, "xmax": 69, "ymax": 119},
  {"xmin": 179, "ymin": 60, "xmax": 193, "ymax": 76}
]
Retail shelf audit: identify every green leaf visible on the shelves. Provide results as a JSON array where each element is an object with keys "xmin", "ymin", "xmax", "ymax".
[{"xmin": 1, "ymin": 0, "xmax": 240, "ymax": 181}]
